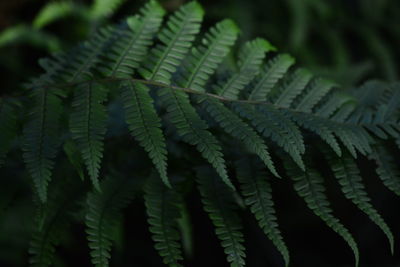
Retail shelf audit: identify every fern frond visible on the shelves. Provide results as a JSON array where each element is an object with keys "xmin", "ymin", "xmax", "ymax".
[
  {"xmin": 121, "ymin": 81, "xmax": 169, "ymax": 186},
  {"xmin": 290, "ymin": 112, "xmax": 342, "ymax": 156},
  {"xmin": 294, "ymin": 78, "xmax": 336, "ymax": 112},
  {"xmin": 70, "ymin": 82, "xmax": 108, "ymax": 191},
  {"xmin": 272, "ymin": 68, "xmax": 312, "ymax": 108},
  {"xmin": 0, "ymin": 99, "xmax": 17, "ymax": 167},
  {"xmin": 140, "ymin": 2, "xmax": 233, "ymax": 189},
  {"xmin": 236, "ymin": 158, "xmax": 289, "ymax": 266},
  {"xmin": 326, "ymin": 151, "xmax": 394, "ymax": 253},
  {"xmin": 103, "ymin": 0, "xmax": 165, "ymax": 78},
  {"xmin": 181, "ymin": 19, "xmax": 239, "ymax": 91},
  {"xmin": 63, "ymin": 138, "xmax": 85, "ymax": 180},
  {"xmin": 139, "ymin": 1, "xmax": 204, "ymax": 84},
  {"xmin": 23, "ymin": 88, "xmax": 63, "ymax": 202},
  {"xmin": 217, "ymin": 38, "xmax": 274, "ymax": 99},
  {"xmin": 199, "ymin": 96, "xmax": 278, "ymax": 177},
  {"xmin": 234, "ymin": 103, "xmax": 305, "ymax": 170},
  {"xmin": 284, "ymin": 159, "xmax": 359, "ymax": 266},
  {"xmin": 86, "ymin": 175, "xmax": 137, "ymax": 267},
  {"xmin": 33, "ymin": 1, "xmax": 79, "ymax": 29},
  {"xmin": 196, "ymin": 167, "xmax": 246, "ymax": 267},
  {"xmin": 144, "ymin": 175, "xmax": 183, "ymax": 266},
  {"xmin": 159, "ymin": 89, "xmax": 233, "ymax": 189},
  {"xmin": 249, "ymin": 54, "xmax": 295, "ymax": 101},
  {"xmin": 371, "ymin": 145, "xmax": 400, "ymax": 196}
]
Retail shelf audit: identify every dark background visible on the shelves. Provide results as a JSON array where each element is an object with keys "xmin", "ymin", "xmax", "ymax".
[{"xmin": 0, "ymin": 0, "xmax": 399, "ymax": 266}]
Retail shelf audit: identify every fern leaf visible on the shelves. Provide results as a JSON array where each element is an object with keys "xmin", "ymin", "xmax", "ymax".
[
  {"xmin": 86, "ymin": 175, "xmax": 137, "ymax": 267},
  {"xmin": 295, "ymin": 78, "xmax": 336, "ymax": 112},
  {"xmin": 290, "ymin": 112, "xmax": 342, "ymax": 156},
  {"xmin": 196, "ymin": 167, "xmax": 246, "ymax": 267},
  {"xmin": 103, "ymin": 0, "xmax": 165, "ymax": 78},
  {"xmin": 121, "ymin": 81, "xmax": 169, "ymax": 186},
  {"xmin": 159, "ymin": 89, "xmax": 234, "ymax": 189},
  {"xmin": 144, "ymin": 175, "xmax": 183, "ymax": 266},
  {"xmin": 326, "ymin": 151, "xmax": 394, "ymax": 253},
  {"xmin": 234, "ymin": 103, "xmax": 305, "ymax": 170},
  {"xmin": 70, "ymin": 82, "xmax": 108, "ymax": 191},
  {"xmin": 139, "ymin": 1, "xmax": 204, "ymax": 84},
  {"xmin": 273, "ymin": 68, "xmax": 312, "ymax": 108},
  {"xmin": 0, "ymin": 99, "xmax": 17, "ymax": 167},
  {"xmin": 372, "ymin": 145, "xmax": 400, "ymax": 196},
  {"xmin": 140, "ymin": 2, "xmax": 233, "ymax": 189},
  {"xmin": 33, "ymin": 1, "xmax": 77, "ymax": 29},
  {"xmin": 217, "ymin": 38, "xmax": 274, "ymax": 99},
  {"xmin": 23, "ymin": 88, "xmax": 63, "ymax": 202},
  {"xmin": 199, "ymin": 96, "xmax": 278, "ymax": 177},
  {"xmin": 181, "ymin": 19, "xmax": 239, "ymax": 91},
  {"xmin": 285, "ymin": 160, "xmax": 360, "ymax": 266},
  {"xmin": 236, "ymin": 158, "xmax": 289, "ymax": 266},
  {"xmin": 249, "ymin": 54, "xmax": 295, "ymax": 101}
]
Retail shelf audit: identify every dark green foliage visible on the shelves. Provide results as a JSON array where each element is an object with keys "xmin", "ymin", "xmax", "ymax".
[
  {"xmin": 196, "ymin": 167, "xmax": 246, "ymax": 267},
  {"xmin": 86, "ymin": 175, "xmax": 137, "ymax": 267},
  {"xmin": 144, "ymin": 175, "xmax": 183, "ymax": 266},
  {"xmin": 1, "ymin": 1, "xmax": 399, "ymax": 266}
]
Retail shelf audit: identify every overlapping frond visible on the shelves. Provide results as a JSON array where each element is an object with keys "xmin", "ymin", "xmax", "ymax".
[
  {"xmin": 234, "ymin": 103, "xmax": 305, "ymax": 170},
  {"xmin": 102, "ymin": 0, "xmax": 165, "ymax": 78},
  {"xmin": 249, "ymin": 54, "xmax": 295, "ymax": 101},
  {"xmin": 199, "ymin": 96, "xmax": 278, "ymax": 177},
  {"xmin": 196, "ymin": 167, "xmax": 246, "ymax": 267},
  {"xmin": 180, "ymin": 18, "xmax": 239, "ymax": 91},
  {"xmin": 236, "ymin": 158, "xmax": 289, "ymax": 266},
  {"xmin": 217, "ymin": 38, "xmax": 274, "ymax": 99},
  {"xmin": 284, "ymin": 159, "xmax": 360, "ymax": 267},
  {"xmin": 23, "ymin": 88, "xmax": 63, "ymax": 202},
  {"xmin": 144, "ymin": 175, "xmax": 183, "ymax": 266},
  {"xmin": 139, "ymin": 1, "xmax": 204, "ymax": 83},
  {"xmin": 70, "ymin": 82, "xmax": 108, "ymax": 191},
  {"xmin": 86, "ymin": 175, "xmax": 137, "ymax": 267},
  {"xmin": 326, "ymin": 151, "xmax": 394, "ymax": 253}
]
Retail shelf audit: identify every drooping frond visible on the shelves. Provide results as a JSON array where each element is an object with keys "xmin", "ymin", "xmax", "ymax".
[
  {"xmin": 70, "ymin": 82, "xmax": 108, "ymax": 191},
  {"xmin": 216, "ymin": 38, "xmax": 275, "ymax": 99},
  {"xmin": 144, "ymin": 175, "xmax": 183, "ymax": 266},
  {"xmin": 0, "ymin": 99, "xmax": 17, "ymax": 167},
  {"xmin": 86, "ymin": 175, "xmax": 137, "ymax": 267},
  {"xmin": 371, "ymin": 144, "xmax": 400, "ymax": 196},
  {"xmin": 326, "ymin": 151, "xmax": 394, "ymax": 253},
  {"xmin": 236, "ymin": 158, "xmax": 289, "ymax": 266},
  {"xmin": 196, "ymin": 167, "xmax": 246, "ymax": 267},
  {"xmin": 249, "ymin": 54, "xmax": 295, "ymax": 101},
  {"xmin": 198, "ymin": 96, "xmax": 278, "ymax": 177},
  {"xmin": 139, "ymin": 2, "xmax": 233, "ymax": 189},
  {"xmin": 102, "ymin": 0, "xmax": 165, "ymax": 78},
  {"xmin": 139, "ymin": 1, "xmax": 204, "ymax": 84},
  {"xmin": 23, "ymin": 88, "xmax": 63, "ymax": 202},
  {"xmin": 180, "ymin": 18, "xmax": 239, "ymax": 91},
  {"xmin": 284, "ymin": 159, "xmax": 359, "ymax": 267},
  {"xmin": 120, "ymin": 81, "xmax": 169, "ymax": 186},
  {"xmin": 234, "ymin": 103, "xmax": 305, "ymax": 170}
]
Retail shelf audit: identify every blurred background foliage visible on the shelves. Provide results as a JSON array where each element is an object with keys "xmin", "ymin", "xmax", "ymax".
[{"xmin": 1, "ymin": 0, "xmax": 400, "ymax": 266}]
